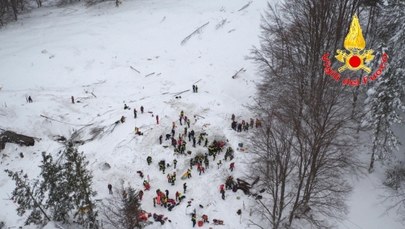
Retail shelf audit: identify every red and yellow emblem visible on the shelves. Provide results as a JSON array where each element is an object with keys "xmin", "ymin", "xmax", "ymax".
[
  {"xmin": 335, "ymin": 14, "xmax": 374, "ymax": 73},
  {"xmin": 322, "ymin": 14, "xmax": 388, "ymax": 86}
]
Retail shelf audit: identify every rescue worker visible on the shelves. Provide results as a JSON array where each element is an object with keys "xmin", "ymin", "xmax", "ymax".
[
  {"xmin": 202, "ymin": 214, "xmax": 209, "ymax": 223},
  {"xmin": 108, "ymin": 184, "xmax": 113, "ymax": 194},
  {"xmin": 139, "ymin": 190, "xmax": 144, "ymax": 200},
  {"xmin": 191, "ymin": 213, "xmax": 196, "ymax": 227},
  {"xmin": 230, "ymin": 162, "xmax": 235, "ymax": 172}
]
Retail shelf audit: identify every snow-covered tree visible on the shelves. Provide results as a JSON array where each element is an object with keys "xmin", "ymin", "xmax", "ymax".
[
  {"xmin": 249, "ymin": 1, "xmax": 362, "ymax": 228},
  {"xmin": 102, "ymin": 186, "xmax": 144, "ymax": 229},
  {"xmin": 365, "ymin": 70, "xmax": 404, "ymax": 172},
  {"xmin": 5, "ymin": 142, "xmax": 98, "ymax": 228},
  {"xmin": 5, "ymin": 169, "xmax": 50, "ymax": 225},
  {"xmin": 365, "ymin": 0, "xmax": 405, "ymax": 172},
  {"xmin": 39, "ymin": 152, "xmax": 72, "ymax": 223},
  {"xmin": 63, "ymin": 142, "xmax": 98, "ymax": 227}
]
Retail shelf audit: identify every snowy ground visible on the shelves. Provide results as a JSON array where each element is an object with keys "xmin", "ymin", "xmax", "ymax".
[{"xmin": 0, "ymin": 0, "xmax": 404, "ymax": 228}]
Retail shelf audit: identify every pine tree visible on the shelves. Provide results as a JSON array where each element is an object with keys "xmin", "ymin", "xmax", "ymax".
[
  {"xmin": 102, "ymin": 186, "xmax": 143, "ymax": 229},
  {"xmin": 64, "ymin": 142, "xmax": 98, "ymax": 227},
  {"xmin": 5, "ymin": 169, "xmax": 50, "ymax": 225},
  {"xmin": 122, "ymin": 187, "xmax": 142, "ymax": 229},
  {"xmin": 5, "ymin": 142, "xmax": 98, "ymax": 228},
  {"xmin": 365, "ymin": 0, "xmax": 405, "ymax": 172},
  {"xmin": 39, "ymin": 152, "xmax": 72, "ymax": 223},
  {"xmin": 365, "ymin": 70, "xmax": 403, "ymax": 172}
]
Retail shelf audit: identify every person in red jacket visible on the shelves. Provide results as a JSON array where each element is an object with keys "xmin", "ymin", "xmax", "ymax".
[
  {"xmin": 220, "ymin": 184, "xmax": 225, "ymax": 200},
  {"xmin": 143, "ymin": 180, "xmax": 150, "ymax": 191},
  {"xmin": 230, "ymin": 162, "xmax": 235, "ymax": 172},
  {"xmin": 202, "ymin": 214, "xmax": 209, "ymax": 223}
]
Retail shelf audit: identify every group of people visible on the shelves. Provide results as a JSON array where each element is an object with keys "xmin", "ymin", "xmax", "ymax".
[
  {"xmin": 107, "ymin": 108, "xmax": 246, "ymax": 227},
  {"xmin": 231, "ymin": 114, "xmax": 262, "ymax": 132},
  {"xmin": 152, "ymin": 189, "xmax": 183, "ymax": 211},
  {"xmin": 192, "ymin": 84, "xmax": 199, "ymax": 93}
]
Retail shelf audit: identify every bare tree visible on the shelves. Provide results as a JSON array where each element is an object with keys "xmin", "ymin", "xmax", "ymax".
[
  {"xmin": 248, "ymin": 111, "xmax": 296, "ymax": 229},
  {"xmin": 249, "ymin": 1, "xmax": 363, "ymax": 228}
]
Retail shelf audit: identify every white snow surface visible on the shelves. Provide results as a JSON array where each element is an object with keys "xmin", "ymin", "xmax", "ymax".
[{"xmin": 0, "ymin": 0, "xmax": 403, "ymax": 228}]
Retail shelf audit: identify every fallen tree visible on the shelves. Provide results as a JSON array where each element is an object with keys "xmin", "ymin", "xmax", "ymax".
[
  {"xmin": 180, "ymin": 22, "xmax": 209, "ymax": 45},
  {"xmin": 0, "ymin": 130, "xmax": 35, "ymax": 150}
]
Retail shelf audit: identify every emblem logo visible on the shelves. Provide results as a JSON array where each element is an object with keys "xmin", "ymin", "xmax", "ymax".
[{"xmin": 322, "ymin": 14, "xmax": 388, "ymax": 86}]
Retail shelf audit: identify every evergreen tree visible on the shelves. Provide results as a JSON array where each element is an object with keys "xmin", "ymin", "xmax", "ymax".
[
  {"xmin": 365, "ymin": 0, "xmax": 405, "ymax": 172},
  {"xmin": 64, "ymin": 142, "xmax": 98, "ymax": 227},
  {"xmin": 5, "ymin": 142, "xmax": 98, "ymax": 228},
  {"xmin": 102, "ymin": 186, "xmax": 143, "ymax": 229},
  {"xmin": 39, "ymin": 152, "xmax": 72, "ymax": 223},
  {"xmin": 5, "ymin": 169, "xmax": 50, "ymax": 225},
  {"xmin": 122, "ymin": 187, "xmax": 142, "ymax": 229}
]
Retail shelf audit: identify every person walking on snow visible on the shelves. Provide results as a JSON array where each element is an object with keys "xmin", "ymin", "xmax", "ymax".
[
  {"xmin": 198, "ymin": 166, "xmax": 205, "ymax": 175},
  {"xmin": 156, "ymin": 115, "xmax": 159, "ymax": 124},
  {"xmin": 230, "ymin": 162, "xmax": 235, "ymax": 172},
  {"xmin": 172, "ymin": 172, "xmax": 176, "ymax": 185},
  {"xmin": 220, "ymin": 184, "xmax": 225, "ymax": 200},
  {"xmin": 147, "ymin": 156, "xmax": 152, "ymax": 165},
  {"xmin": 183, "ymin": 183, "xmax": 187, "ymax": 194},
  {"xmin": 217, "ymin": 160, "xmax": 222, "ymax": 169},
  {"xmin": 202, "ymin": 214, "xmax": 209, "ymax": 223},
  {"xmin": 204, "ymin": 157, "xmax": 209, "ymax": 168},
  {"xmin": 187, "ymin": 169, "xmax": 192, "ymax": 178},
  {"xmin": 198, "ymin": 134, "xmax": 203, "ymax": 145},
  {"xmin": 173, "ymin": 159, "xmax": 177, "ymax": 169},
  {"xmin": 139, "ymin": 190, "xmax": 144, "ymax": 201},
  {"xmin": 186, "ymin": 118, "xmax": 191, "ymax": 128},
  {"xmin": 108, "ymin": 184, "xmax": 113, "ymax": 194},
  {"xmin": 133, "ymin": 108, "xmax": 137, "ymax": 118},
  {"xmin": 159, "ymin": 135, "xmax": 163, "ymax": 144},
  {"xmin": 143, "ymin": 180, "xmax": 150, "ymax": 190},
  {"xmin": 140, "ymin": 106, "xmax": 144, "ymax": 113},
  {"xmin": 191, "ymin": 213, "xmax": 196, "ymax": 227}
]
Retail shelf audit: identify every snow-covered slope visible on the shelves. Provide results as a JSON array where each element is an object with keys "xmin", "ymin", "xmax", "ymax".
[{"xmin": 0, "ymin": 0, "xmax": 403, "ymax": 228}]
